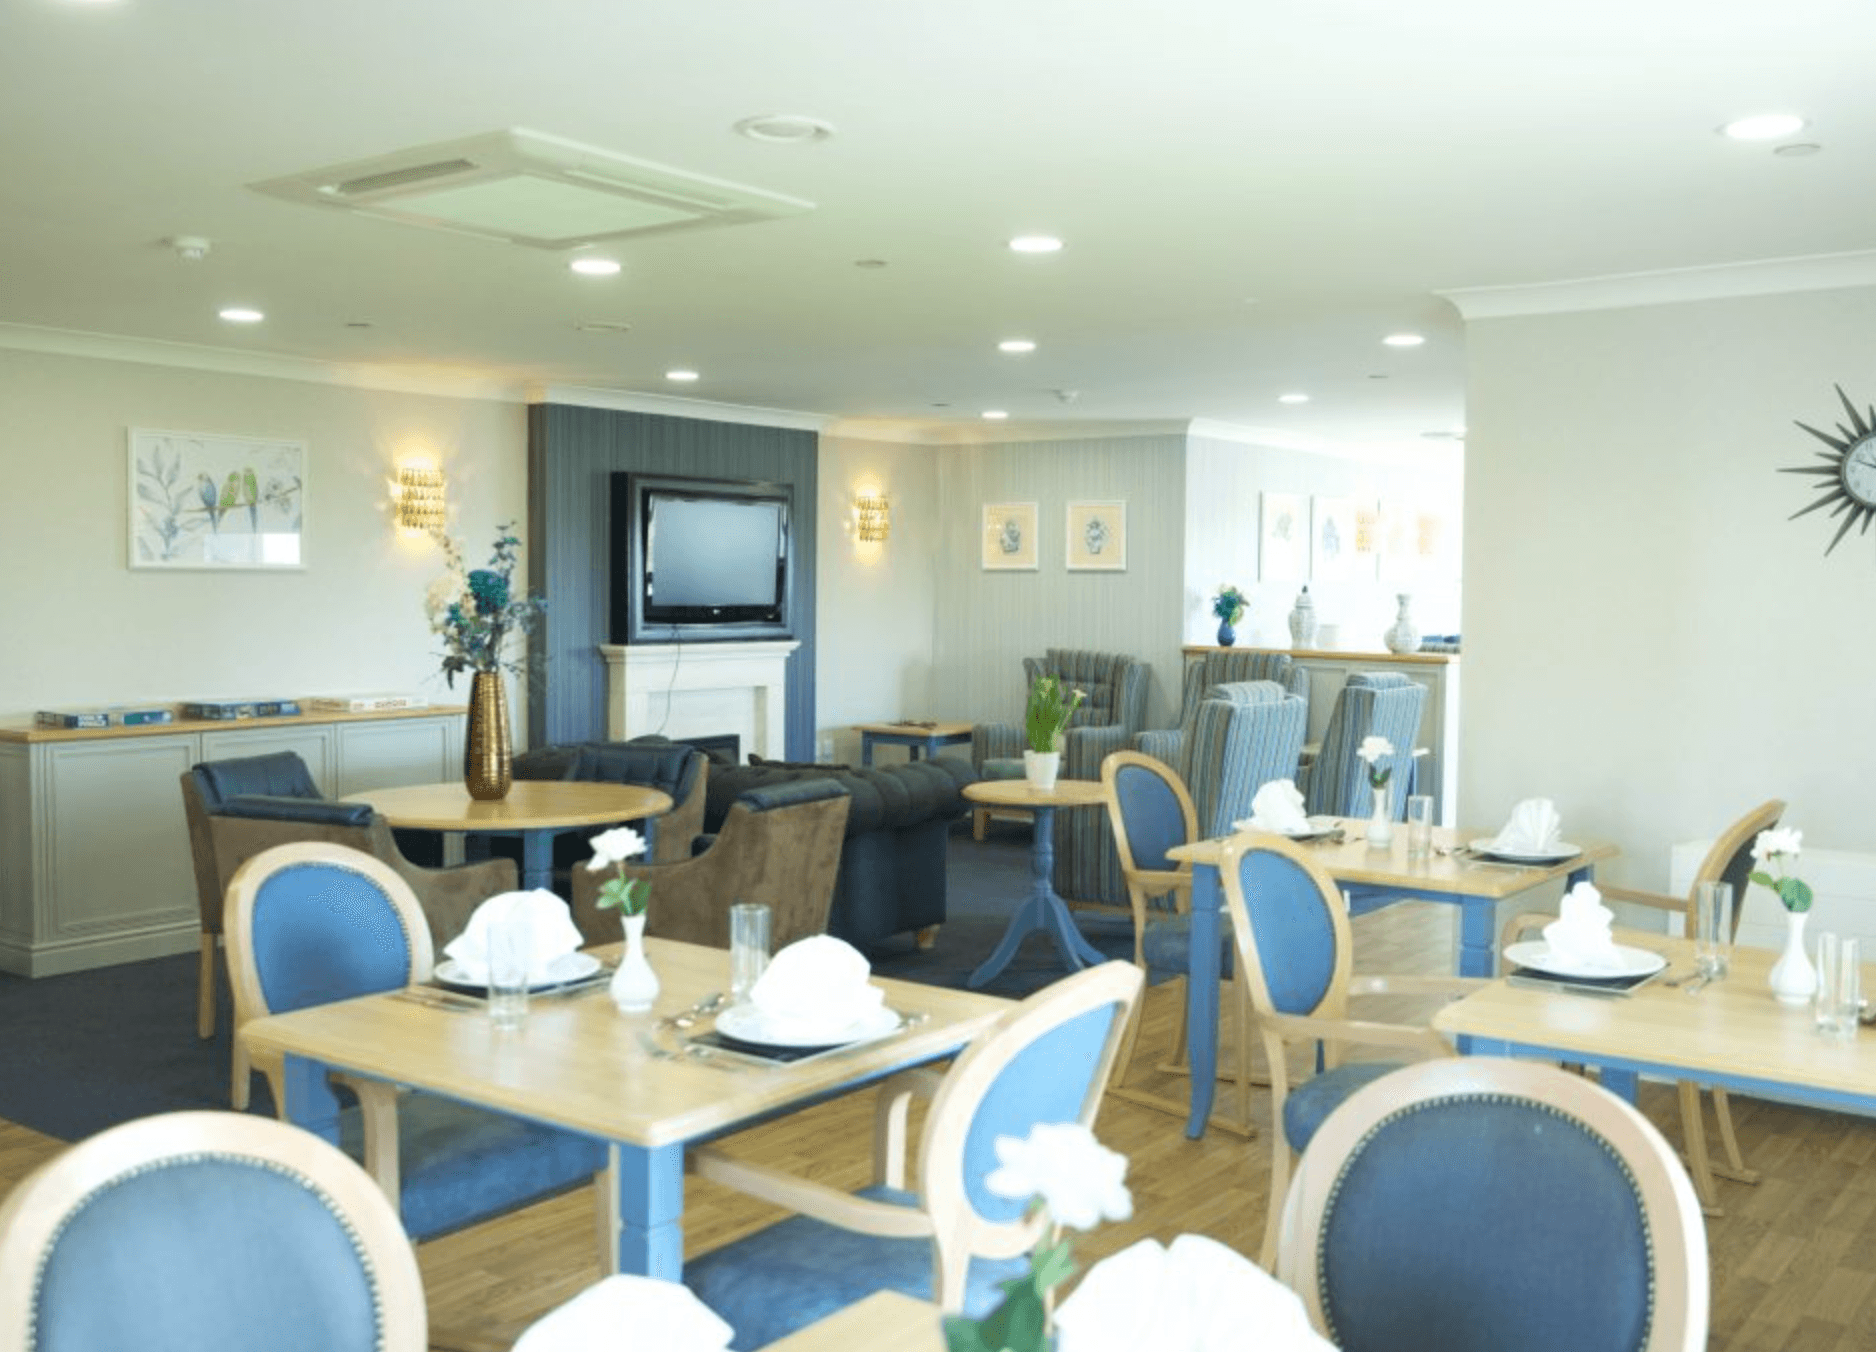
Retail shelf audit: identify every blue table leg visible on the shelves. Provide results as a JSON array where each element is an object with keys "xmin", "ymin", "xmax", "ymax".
[
  {"xmin": 518, "ymin": 828, "xmax": 553, "ymax": 890},
  {"xmin": 968, "ymin": 805, "xmax": 1106, "ymax": 989},
  {"xmin": 278, "ymin": 1052, "xmax": 344, "ymax": 1146},
  {"xmin": 1458, "ymin": 896, "xmax": 1497, "ymax": 977},
  {"xmin": 612, "ymin": 1142, "xmax": 686, "ymax": 1277},
  {"xmin": 1184, "ymin": 864, "xmax": 1224, "ymax": 1139},
  {"xmin": 861, "ymin": 734, "xmax": 878, "ymax": 767}
]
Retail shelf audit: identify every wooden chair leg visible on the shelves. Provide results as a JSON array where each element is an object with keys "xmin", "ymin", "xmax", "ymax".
[
  {"xmin": 197, "ymin": 933, "xmax": 217, "ymax": 1040},
  {"xmin": 1261, "ymin": 1142, "xmax": 1291, "ymax": 1269},
  {"xmin": 231, "ymin": 1037, "xmax": 253, "ymax": 1111},
  {"xmin": 915, "ymin": 925, "xmax": 940, "ymax": 951},
  {"xmin": 1708, "ymin": 1087, "xmax": 1761, "ymax": 1184},
  {"xmin": 972, "ymin": 807, "xmax": 989, "ymax": 841},
  {"xmin": 1677, "ymin": 1079, "xmax": 1721, "ymax": 1215}
]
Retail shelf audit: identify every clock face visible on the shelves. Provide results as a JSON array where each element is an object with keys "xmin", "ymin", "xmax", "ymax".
[
  {"xmin": 1846, "ymin": 436, "xmax": 1876, "ymax": 508},
  {"xmin": 1785, "ymin": 386, "xmax": 1876, "ymax": 557}
]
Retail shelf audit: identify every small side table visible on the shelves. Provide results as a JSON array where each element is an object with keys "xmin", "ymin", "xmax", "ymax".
[
  {"xmin": 855, "ymin": 719, "xmax": 975, "ymax": 767},
  {"xmin": 960, "ymin": 778, "xmax": 1109, "ymax": 989}
]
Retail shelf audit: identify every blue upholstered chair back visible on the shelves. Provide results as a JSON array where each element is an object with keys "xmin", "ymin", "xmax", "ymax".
[
  {"xmin": 1178, "ymin": 650, "xmax": 1310, "ymax": 724},
  {"xmin": 1186, "ymin": 683, "xmax": 1308, "ymax": 839},
  {"xmin": 247, "ymin": 858, "xmax": 419, "ymax": 1016},
  {"xmin": 1304, "ymin": 673, "xmax": 1427, "ymax": 819},
  {"xmin": 1111, "ymin": 757, "xmax": 1190, "ymax": 875},
  {"xmin": 1232, "ymin": 844, "xmax": 1340, "ymax": 1016}
]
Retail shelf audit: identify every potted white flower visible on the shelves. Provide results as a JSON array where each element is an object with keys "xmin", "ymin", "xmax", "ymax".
[
  {"xmin": 586, "ymin": 826, "xmax": 656, "ymax": 1013},
  {"xmin": 1751, "ymin": 827, "xmax": 1818, "ymax": 1005},
  {"xmin": 1023, "ymin": 676, "xmax": 1086, "ymax": 792},
  {"xmin": 1355, "ymin": 734, "xmax": 1396, "ymax": 847}
]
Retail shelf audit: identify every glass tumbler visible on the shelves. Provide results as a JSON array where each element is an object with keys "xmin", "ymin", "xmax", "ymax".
[
  {"xmin": 1692, "ymin": 881, "xmax": 1733, "ymax": 980},
  {"xmin": 1405, "ymin": 794, "xmax": 1435, "ymax": 858},
  {"xmin": 485, "ymin": 915, "xmax": 533, "ymax": 1031},
  {"xmin": 1815, "ymin": 932, "xmax": 1861, "ymax": 1041},
  {"xmin": 730, "ymin": 902, "xmax": 772, "ymax": 1005}
]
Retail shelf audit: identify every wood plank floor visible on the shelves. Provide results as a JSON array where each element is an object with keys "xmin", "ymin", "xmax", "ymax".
[{"xmin": 5, "ymin": 898, "xmax": 1876, "ymax": 1350}]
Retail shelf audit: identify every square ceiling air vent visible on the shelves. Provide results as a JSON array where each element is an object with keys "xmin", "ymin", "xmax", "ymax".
[{"xmin": 250, "ymin": 128, "xmax": 813, "ymax": 249}]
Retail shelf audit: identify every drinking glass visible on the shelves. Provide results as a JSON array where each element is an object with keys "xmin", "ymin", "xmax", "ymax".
[
  {"xmin": 1692, "ymin": 881, "xmax": 1733, "ymax": 980},
  {"xmin": 1405, "ymin": 794, "xmax": 1435, "ymax": 858},
  {"xmin": 486, "ymin": 915, "xmax": 533, "ymax": 1031},
  {"xmin": 730, "ymin": 902, "xmax": 772, "ymax": 1005},
  {"xmin": 1815, "ymin": 932, "xmax": 1861, "ymax": 1041}
]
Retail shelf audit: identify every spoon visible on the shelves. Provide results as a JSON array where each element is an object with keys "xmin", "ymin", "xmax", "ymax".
[{"xmin": 660, "ymin": 991, "xmax": 727, "ymax": 1030}]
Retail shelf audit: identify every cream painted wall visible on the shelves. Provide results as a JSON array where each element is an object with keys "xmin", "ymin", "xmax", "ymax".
[
  {"xmin": 931, "ymin": 434, "xmax": 1189, "ymax": 731},
  {"xmin": 1184, "ymin": 434, "xmax": 1464, "ymax": 652},
  {"xmin": 0, "ymin": 348, "xmax": 529, "ymax": 735},
  {"xmin": 813, "ymin": 435, "xmax": 941, "ymax": 762},
  {"xmin": 1462, "ymin": 287, "xmax": 1876, "ymax": 889}
]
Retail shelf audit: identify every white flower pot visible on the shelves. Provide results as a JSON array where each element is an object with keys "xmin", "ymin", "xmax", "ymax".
[
  {"xmin": 610, "ymin": 912, "xmax": 661, "ymax": 1014},
  {"xmin": 1024, "ymin": 750, "xmax": 1061, "ymax": 792},
  {"xmin": 1365, "ymin": 784, "xmax": 1394, "ymax": 848},
  {"xmin": 1768, "ymin": 909, "xmax": 1817, "ymax": 1006}
]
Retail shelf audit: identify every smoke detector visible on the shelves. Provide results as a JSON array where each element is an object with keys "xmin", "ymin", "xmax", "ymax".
[
  {"xmin": 167, "ymin": 235, "xmax": 211, "ymax": 261},
  {"xmin": 250, "ymin": 128, "xmax": 813, "ymax": 250}
]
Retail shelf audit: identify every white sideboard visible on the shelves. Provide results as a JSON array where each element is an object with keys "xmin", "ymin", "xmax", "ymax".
[
  {"xmin": 1183, "ymin": 646, "xmax": 1461, "ymax": 825},
  {"xmin": 0, "ymin": 707, "xmax": 465, "ymax": 976}
]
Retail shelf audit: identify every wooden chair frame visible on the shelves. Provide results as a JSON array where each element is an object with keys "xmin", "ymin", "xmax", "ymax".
[
  {"xmin": 0, "ymin": 1110, "xmax": 428, "ymax": 1352},
  {"xmin": 1276, "ymin": 1057, "xmax": 1709, "ymax": 1352},
  {"xmin": 1497, "ymin": 798, "xmax": 1784, "ymax": 1214},
  {"xmin": 1217, "ymin": 832, "xmax": 1483, "ymax": 1266},
  {"xmin": 691, "ymin": 960, "xmax": 1144, "ymax": 1313}
]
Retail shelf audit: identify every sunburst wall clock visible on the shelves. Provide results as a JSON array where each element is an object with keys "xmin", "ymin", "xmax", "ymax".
[{"xmin": 1782, "ymin": 384, "xmax": 1876, "ymax": 557}]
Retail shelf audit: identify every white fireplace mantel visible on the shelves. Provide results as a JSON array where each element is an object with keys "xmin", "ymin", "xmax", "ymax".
[{"xmin": 599, "ymin": 640, "xmax": 799, "ymax": 761}]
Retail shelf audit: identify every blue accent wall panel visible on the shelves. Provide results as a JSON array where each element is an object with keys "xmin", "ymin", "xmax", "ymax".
[{"xmin": 526, "ymin": 404, "xmax": 818, "ymax": 755}]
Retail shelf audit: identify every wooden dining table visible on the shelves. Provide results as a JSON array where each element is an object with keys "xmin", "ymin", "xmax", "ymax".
[
  {"xmin": 1434, "ymin": 936, "xmax": 1876, "ymax": 1117},
  {"xmin": 342, "ymin": 779, "xmax": 674, "ymax": 890},
  {"xmin": 239, "ymin": 938, "xmax": 1012, "ymax": 1279},
  {"xmin": 1164, "ymin": 819, "xmax": 1616, "ymax": 1138}
]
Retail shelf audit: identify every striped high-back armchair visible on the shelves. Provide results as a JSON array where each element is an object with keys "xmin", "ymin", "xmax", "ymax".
[
  {"xmin": 1182, "ymin": 682, "xmax": 1309, "ymax": 839},
  {"xmin": 971, "ymin": 649, "xmax": 1154, "ymax": 909},
  {"xmin": 1301, "ymin": 673, "xmax": 1427, "ymax": 819}
]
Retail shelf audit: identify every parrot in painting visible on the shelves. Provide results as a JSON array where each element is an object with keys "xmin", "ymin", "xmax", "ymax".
[
  {"xmin": 243, "ymin": 467, "xmax": 259, "ymax": 531},
  {"xmin": 196, "ymin": 472, "xmax": 222, "ymax": 532},
  {"xmin": 219, "ymin": 473, "xmax": 243, "ymax": 533}
]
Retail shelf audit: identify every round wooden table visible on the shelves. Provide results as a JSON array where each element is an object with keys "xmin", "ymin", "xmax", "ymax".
[
  {"xmin": 960, "ymin": 778, "xmax": 1110, "ymax": 989},
  {"xmin": 343, "ymin": 780, "xmax": 674, "ymax": 890}
]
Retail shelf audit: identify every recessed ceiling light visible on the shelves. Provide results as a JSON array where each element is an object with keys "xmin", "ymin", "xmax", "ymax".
[
  {"xmin": 1721, "ymin": 112, "xmax": 1806, "ymax": 141},
  {"xmin": 665, "ymin": 369, "xmax": 700, "ymax": 382},
  {"xmin": 576, "ymin": 320, "xmax": 631, "ymax": 333},
  {"xmin": 569, "ymin": 257, "xmax": 622, "ymax": 276},
  {"xmin": 734, "ymin": 114, "xmax": 836, "ymax": 144},
  {"xmin": 1382, "ymin": 333, "xmax": 1426, "ymax": 348},
  {"xmin": 982, "ymin": 410, "xmax": 1009, "ymax": 420},
  {"xmin": 218, "ymin": 307, "xmax": 264, "ymax": 324},
  {"xmin": 1008, "ymin": 236, "xmax": 1063, "ymax": 254},
  {"xmin": 998, "ymin": 339, "xmax": 1037, "ymax": 354},
  {"xmin": 1278, "ymin": 393, "xmax": 1310, "ymax": 405}
]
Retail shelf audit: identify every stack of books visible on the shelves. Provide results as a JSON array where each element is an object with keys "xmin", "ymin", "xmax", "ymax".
[
  {"xmin": 35, "ymin": 705, "xmax": 175, "ymax": 729},
  {"xmin": 304, "ymin": 693, "xmax": 429, "ymax": 712},
  {"xmin": 180, "ymin": 698, "xmax": 304, "ymax": 720}
]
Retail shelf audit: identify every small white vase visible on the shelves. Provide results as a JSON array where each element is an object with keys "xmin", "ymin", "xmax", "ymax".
[
  {"xmin": 1365, "ymin": 784, "xmax": 1394, "ymax": 848},
  {"xmin": 1384, "ymin": 593, "xmax": 1422, "ymax": 654},
  {"xmin": 1768, "ymin": 909, "xmax": 1818, "ymax": 1006},
  {"xmin": 610, "ymin": 912, "xmax": 660, "ymax": 1014},
  {"xmin": 1024, "ymin": 750, "xmax": 1061, "ymax": 792}
]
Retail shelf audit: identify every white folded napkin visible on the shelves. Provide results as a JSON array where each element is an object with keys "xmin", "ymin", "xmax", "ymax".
[
  {"xmin": 1542, "ymin": 881, "xmax": 1624, "ymax": 971},
  {"xmin": 1491, "ymin": 798, "xmax": 1562, "ymax": 854},
  {"xmin": 749, "ymin": 934, "xmax": 885, "ymax": 1039},
  {"xmin": 512, "ymin": 1274, "xmax": 732, "ymax": 1352},
  {"xmin": 1238, "ymin": 779, "xmax": 1310, "ymax": 836},
  {"xmin": 442, "ymin": 889, "xmax": 584, "ymax": 984},
  {"xmin": 1056, "ymin": 1234, "xmax": 1336, "ymax": 1352}
]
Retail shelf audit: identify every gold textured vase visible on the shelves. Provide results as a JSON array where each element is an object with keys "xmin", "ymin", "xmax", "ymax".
[{"xmin": 464, "ymin": 671, "xmax": 513, "ymax": 801}]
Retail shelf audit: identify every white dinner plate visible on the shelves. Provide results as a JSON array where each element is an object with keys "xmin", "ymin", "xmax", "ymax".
[
  {"xmin": 716, "ymin": 1001, "xmax": 901, "ymax": 1050},
  {"xmin": 434, "ymin": 951, "xmax": 602, "ymax": 992},
  {"xmin": 1504, "ymin": 940, "xmax": 1667, "ymax": 980},
  {"xmin": 1234, "ymin": 816, "xmax": 1341, "ymax": 842},
  {"xmin": 1468, "ymin": 838, "xmax": 1582, "ymax": 865}
]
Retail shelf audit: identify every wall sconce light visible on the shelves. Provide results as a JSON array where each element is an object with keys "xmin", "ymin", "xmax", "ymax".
[
  {"xmin": 395, "ymin": 465, "xmax": 447, "ymax": 531},
  {"xmin": 855, "ymin": 491, "xmax": 891, "ymax": 542}
]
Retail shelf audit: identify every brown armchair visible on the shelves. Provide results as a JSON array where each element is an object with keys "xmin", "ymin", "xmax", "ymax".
[
  {"xmin": 571, "ymin": 777, "xmax": 850, "ymax": 951},
  {"xmin": 181, "ymin": 751, "xmax": 515, "ymax": 1106}
]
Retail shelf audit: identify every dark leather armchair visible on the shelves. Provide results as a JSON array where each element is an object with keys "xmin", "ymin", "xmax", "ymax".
[
  {"xmin": 509, "ymin": 736, "xmax": 710, "ymax": 881},
  {"xmin": 571, "ymin": 778, "xmax": 850, "ymax": 951},
  {"xmin": 180, "ymin": 751, "xmax": 515, "ymax": 1106}
]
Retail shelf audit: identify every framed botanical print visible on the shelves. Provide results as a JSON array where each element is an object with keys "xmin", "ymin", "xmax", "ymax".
[
  {"xmin": 982, "ymin": 502, "xmax": 1039, "ymax": 570},
  {"xmin": 1310, "ymin": 495, "xmax": 1378, "ymax": 583},
  {"xmin": 1258, "ymin": 491, "xmax": 1308, "ymax": 581},
  {"xmin": 1065, "ymin": 500, "xmax": 1126, "ymax": 571},
  {"xmin": 129, "ymin": 428, "xmax": 306, "ymax": 569}
]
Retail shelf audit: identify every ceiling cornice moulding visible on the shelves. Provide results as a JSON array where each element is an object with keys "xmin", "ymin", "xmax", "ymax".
[
  {"xmin": 825, "ymin": 417, "xmax": 1191, "ymax": 447},
  {"xmin": 0, "ymin": 322, "xmax": 524, "ymax": 401},
  {"xmin": 1442, "ymin": 249, "xmax": 1876, "ymax": 320},
  {"xmin": 529, "ymin": 384, "xmax": 829, "ymax": 432}
]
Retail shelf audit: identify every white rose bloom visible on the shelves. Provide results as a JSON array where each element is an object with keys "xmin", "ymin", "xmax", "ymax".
[
  {"xmin": 1752, "ymin": 827, "xmax": 1803, "ymax": 863},
  {"xmin": 1356, "ymin": 735, "xmax": 1393, "ymax": 764},
  {"xmin": 985, "ymin": 1121, "xmax": 1132, "ymax": 1232},
  {"xmin": 586, "ymin": 825, "xmax": 648, "ymax": 870}
]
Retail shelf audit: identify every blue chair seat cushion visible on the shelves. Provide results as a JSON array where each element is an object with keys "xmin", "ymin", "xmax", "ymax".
[
  {"xmin": 1281, "ymin": 1062, "xmax": 1400, "ymax": 1150},
  {"xmin": 683, "ymin": 1184, "xmax": 1029, "ymax": 1351},
  {"xmin": 337, "ymin": 1092, "xmax": 605, "ymax": 1241},
  {"xmin": 1140, "ymin": 912, "xmax": 1235, "ymax": 987}
]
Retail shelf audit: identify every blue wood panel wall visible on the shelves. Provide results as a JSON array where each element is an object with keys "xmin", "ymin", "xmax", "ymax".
[{"xmin": 526, "ymin": 403, "xmax": 818, "ymax": 755}]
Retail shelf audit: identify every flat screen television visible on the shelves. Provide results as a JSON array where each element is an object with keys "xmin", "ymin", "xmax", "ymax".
[{"xmin": 611, "ymin": 472, "xmax": 794, "ymax": 643}]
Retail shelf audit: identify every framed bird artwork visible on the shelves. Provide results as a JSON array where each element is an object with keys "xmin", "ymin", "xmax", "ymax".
[{"xmin": 129, "ymin": 429, "xmax": 305, "ymax": 569}]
